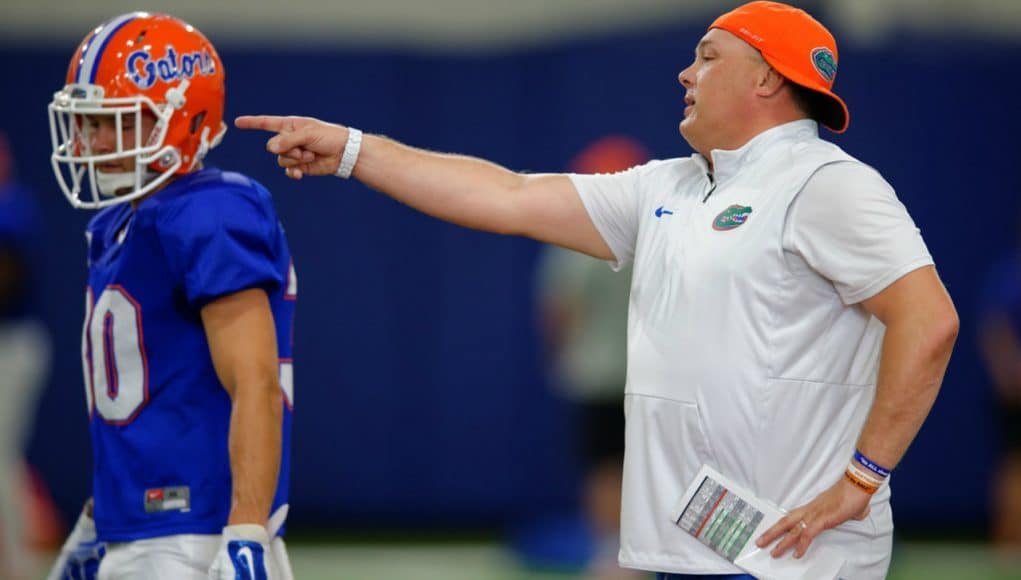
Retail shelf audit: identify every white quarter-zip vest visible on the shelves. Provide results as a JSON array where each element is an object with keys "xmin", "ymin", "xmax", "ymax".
[{"xmin": 571, "ymin": 121, "xmax": 932, "ymax": 578}]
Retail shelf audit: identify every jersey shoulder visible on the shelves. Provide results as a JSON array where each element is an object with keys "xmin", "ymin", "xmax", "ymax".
[
  {"xmin": 142, "ymin": 168, "xmax": 279, "ymax": 237},
  {"xmin": 141, "ymin": 168, "xmax": 287, "ymax": 305},
  {"xmin": 149, "ymin": 167, "xmax": 273, "ymax": 211}
]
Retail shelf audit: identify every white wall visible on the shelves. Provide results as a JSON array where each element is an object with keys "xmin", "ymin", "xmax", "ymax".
[{"xmin": 3, "ymin": 0, "xmax": 1019, "ymax": 50}]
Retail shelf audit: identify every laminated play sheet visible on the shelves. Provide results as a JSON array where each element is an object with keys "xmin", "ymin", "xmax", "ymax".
[{"xmin": 673, "ymin": 464, "xmax": 846, "ymax": 580}]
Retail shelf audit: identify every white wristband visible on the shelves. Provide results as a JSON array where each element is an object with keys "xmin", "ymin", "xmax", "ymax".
[
  {"xmin": 847, "ymin": 460, "xmax": 885, "ymax": 487},
  {"xmin": 335, "ymin": 127, "xmax": 363, "ymax": 179}
]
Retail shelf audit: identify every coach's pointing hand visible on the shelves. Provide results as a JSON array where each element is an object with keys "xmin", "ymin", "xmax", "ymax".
[{"xmin": 235, "ymin": 116, "xmax": 350, "ymax": 180}]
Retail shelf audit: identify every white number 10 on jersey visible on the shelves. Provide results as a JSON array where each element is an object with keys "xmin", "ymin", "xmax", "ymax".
[
  {"xmin": 82, "ymin": 286, "xmax": 148, "ymax": 423},
  {"xmin": 82, "ymin": 286, "xmax": 294, "ymax": 423}
]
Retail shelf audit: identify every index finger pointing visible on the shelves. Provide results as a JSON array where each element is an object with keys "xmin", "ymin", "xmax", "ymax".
[
  {"xmin": 267, "ymin": 126, "xmax": 321, "ymax": 155},
  {"xmin": 234, "ymin": 115, "xmax": 291, "ymax": 132}
]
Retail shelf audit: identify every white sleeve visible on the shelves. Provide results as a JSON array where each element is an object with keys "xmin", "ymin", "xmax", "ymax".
[
  {"xmin": 568, "ymin": 164, "xmax": 647, "ymax": 269},
  {"xmin": 783, "ymin": 161, "xmax": 934, "ymax": 304}
]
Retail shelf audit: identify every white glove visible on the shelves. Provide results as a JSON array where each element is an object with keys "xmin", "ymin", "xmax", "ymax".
[
  {"xmin": 207, "ymin": 523, "xmax": 273, "ymax": 580},
  {"xmin": 208, "ymin": 504, "xmax": 290, "ymax": 580},
  {"xmin": 46, "ymin": 500, "xmax": 106, "ymax": 580}
]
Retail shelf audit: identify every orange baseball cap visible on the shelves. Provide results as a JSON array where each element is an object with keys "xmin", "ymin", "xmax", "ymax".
[{"xmin": 710, "ymin": 1, "xmax": 849, "ymax": 133}]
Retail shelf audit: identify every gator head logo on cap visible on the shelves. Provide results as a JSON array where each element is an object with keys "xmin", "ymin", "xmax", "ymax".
[
  {"xmin": 712, "ymin": 205, "xmax": 753, "ymax": 231},
  {"xmin": 811, "ymin": 47, "xmax": 837, "ymax": 83}
]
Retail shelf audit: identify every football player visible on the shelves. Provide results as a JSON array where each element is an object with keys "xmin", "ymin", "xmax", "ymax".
[{"xmin": 46, "ymin": 12, "xmax": 296, "ymax": 580}]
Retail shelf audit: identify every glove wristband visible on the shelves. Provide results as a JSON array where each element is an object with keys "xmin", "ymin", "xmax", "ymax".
[{"xmin": 222, "ymin": 523, "xmax": 270, "ymax": 544}]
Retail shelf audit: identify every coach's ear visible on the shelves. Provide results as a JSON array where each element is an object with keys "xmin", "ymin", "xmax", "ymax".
[{"xmin": 755, "ymin": 65, "xmax": 786, "ymax": 98}]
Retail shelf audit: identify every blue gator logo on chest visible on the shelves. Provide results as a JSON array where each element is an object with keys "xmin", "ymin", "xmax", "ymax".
[{"xmin": 712, "ymin": 204, "xmax": 752, "ymax": 231}]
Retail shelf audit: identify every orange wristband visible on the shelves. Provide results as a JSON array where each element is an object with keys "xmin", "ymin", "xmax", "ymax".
[{"xmin": 844, "ymin": 470, "xmax": 879, "ymax": 495}]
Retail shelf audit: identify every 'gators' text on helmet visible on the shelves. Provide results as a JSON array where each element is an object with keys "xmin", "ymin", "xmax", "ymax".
[{"xmin": 49, "ymin": 12, "xmax": 226, "ymax": 209}]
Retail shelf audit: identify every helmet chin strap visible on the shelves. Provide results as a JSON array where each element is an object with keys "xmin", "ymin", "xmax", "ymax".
[{"xmin": 96, "ymin": 170, "xmax": 158, "ymax": 198}]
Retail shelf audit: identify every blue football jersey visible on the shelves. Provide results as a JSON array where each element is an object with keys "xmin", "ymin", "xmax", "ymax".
[{"xmin": 81, "ymin": 168, "xmax": 295, "ymax": 541}]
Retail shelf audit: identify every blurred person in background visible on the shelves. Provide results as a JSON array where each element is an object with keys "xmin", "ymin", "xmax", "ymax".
[
  {"xmin": 977, "ymin": 218, "xmax": 1021, "ymax": 557},
  {"xmin": 537, "ymin": 136, "xmax": 647, "ymax": 579},
  {"xmin": 45, "ymin": 12, "xmax": 296, "ymax": 580},
  {"xmin": 0, "ymin": 131, "xmax": 53, "ymax": 580},
  {"xmin": 238, "ymin": 1, "xmax": 958, "ymax": 578}
]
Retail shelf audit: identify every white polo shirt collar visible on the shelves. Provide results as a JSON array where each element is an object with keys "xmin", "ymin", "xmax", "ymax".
[{"xmin": 694, "ymin": 119, "xmax": 820, "ymax": 184}]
